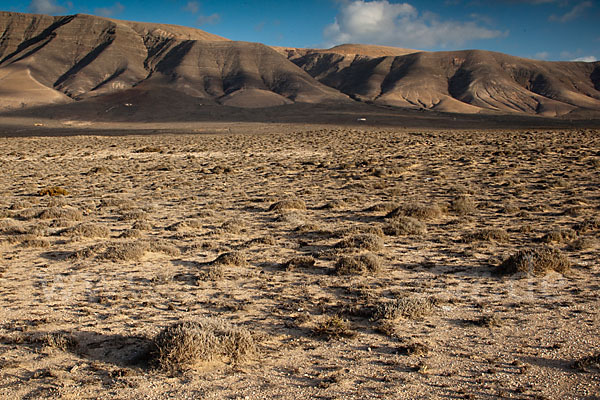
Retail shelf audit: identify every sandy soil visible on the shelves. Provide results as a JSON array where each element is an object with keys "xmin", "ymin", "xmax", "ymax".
[{"xmin": 0, "ymin": 125, "xmax": 599, "ymax": 399}]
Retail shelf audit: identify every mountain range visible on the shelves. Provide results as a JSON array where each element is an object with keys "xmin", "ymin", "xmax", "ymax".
[{"xmin": 1, "ymin": 11, "xmax": 599, "ymax": 119}]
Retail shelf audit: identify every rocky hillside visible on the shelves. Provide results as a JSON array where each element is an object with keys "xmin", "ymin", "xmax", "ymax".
[{"xmin": 1, "ymin": 11, "xmax": 599, "ymax": 116}]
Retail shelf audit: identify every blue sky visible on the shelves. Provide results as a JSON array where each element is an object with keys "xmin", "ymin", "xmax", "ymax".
[{"xmin": 4, "ymin": 0, "xmax": 599, "ymax": 61}]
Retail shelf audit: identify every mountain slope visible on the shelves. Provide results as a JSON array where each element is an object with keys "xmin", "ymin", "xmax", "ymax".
[
  {"xmin": 0, "ymin": 11, "xmax": 347, "ymax": 109},
  {"xmin": 292, "ymin": 49, "xmax": 600, "ymax": 116},
  {"xmin": 0, "ymin": 11, "xmax": 599, "ymax": 117}
]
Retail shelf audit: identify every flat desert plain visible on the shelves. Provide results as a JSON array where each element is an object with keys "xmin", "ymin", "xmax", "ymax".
[{"xmin": 0, "ymin": 124, "xmax": 599, "ymax": 399}]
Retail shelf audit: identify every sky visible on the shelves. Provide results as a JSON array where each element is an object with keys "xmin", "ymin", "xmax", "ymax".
[{"xmin": 3, "ymin": 0, "xmax": 599, "ymax": 61}]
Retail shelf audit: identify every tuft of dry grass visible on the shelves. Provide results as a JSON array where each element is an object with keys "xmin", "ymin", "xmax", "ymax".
[
  {"xmin": 135, "ymin": 146, "xmax": 163, "ymax": 153},
  {"xmin": 386, "ymin": 203, "xmax": 443, "ymax": 221},
  {"xmin": 568, "ymin": 237, "xmax": 597, "ymax": 251},
  {"xmin": 573, "ymin": 352, "xmax": 600, "ymax": 373},
  {"xmin": 40, "ymin": 331, "xmax": 79, "ymax": 351},
  {"xmin": 383, "ymin": 216, "xmax": 426, "ymax": 236},
  {"xmin": 149, "ymin": 241, "xmax": 181, "ymax": 256},
  {"xmin": 397, "ymin": 341, "xmax": 430, "ymax": 356},
  {"xmin": 38, "ymin": 187, "xmax": 69, "ymax": 196},
  {"xmin": 450, "ymin": 195, "xmax": 476, "ymax": 215},
  {"xmin": 212, "ymin": 251, "xmax": 247, "ymax": 267},
  {"xmin": 218, "ymin": 218, "xmax": 246, "ymax": 234},
  {"xmin": 199, "ymin": 264, "xmax": 225, "ymax": 281},
  {"xmin": 463, "ymin": 228, "xmax": 509, "ymax": 243},
  {"xmin": 465, "ymin": 314, "xmax": 502, "ymax": 328},
  {"xmin": 337, "ymin": 225, "xmax": 384, "ymax": 238},
  {"xmin": 132, "ymin": 220, "xmax": 153, "ymax": 231},
  {"xmin": 38, "ymin": 207, "xmax": 83, "ymax": 221},
  {"xmin": 365, "ymin": 202, "xmax": 401, "ymax": 213},
  {"xmin": 285, "ymin": 256, "xmax": 316, "ymax": 270},
  {"xmin": 101, "ymin": 241, "xmax": 149, "ymax": 262},
  {"xmin": 541, "ymin": 228, "xmax": 577, "ymax": 244},
  {"xmin": 496, "ymin": 247, "xmax": 570, "ymax": 276},
  {"xmin": 335, "ymin": 233, "xmax": 384, "ymax": 251},
  {"xmin": 312, "ymin": 316, "xmax": 355, "ymax": 340},
  {"xmin": 573, "ymin": 218, "xmax": 600, "ymax": 233},
  {"xmin": 59, "ymin": 223, "xmax": 110, "ymax": 238},
  {"xmin": 335, "ymin": 253, "xmax": 381, "ymax": 275},
  {"xmin": 153, "ymin": 319, "xmax": 256, "ymax": 372},
  {"xmin": 373, "ymin": 296, "xmax": 435, "ymax": 321},
  {"xmin": 268, "ymin": 199, "xmax": 306, "ymax": 212},
  {"xmin": 118, "ymin": 210, "xmax": 148, "ymax": 222},
  {"xmin": 18, "ymin": 234, "xmax": 50, "ymax": 248}
]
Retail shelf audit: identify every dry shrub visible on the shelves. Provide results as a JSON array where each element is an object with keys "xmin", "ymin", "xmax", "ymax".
[
  {"xmin": 166, "ymin": 219, "xmax": 202, "ymax": 232},
  {"xmin": 219, "ymin": 218, "xmax": 246, "ymax": 234},
  {"xmin": 502, "ymin": 203, "xmax": 520, "ymax": 214},
  {"xmin": 373, "ymin": 296, "xmax": 435, "ymax": 321},
  {"xmin": 338, "ymin": 225, "xmax": 384, "ymax": 238},
  {"xmin": 320, "ymin": 200, "xmax": 346, "ymax": 210},
  {"xmin": 335, "ymin": 233, "xmax": 384, "ymax": 251},
  {"xmin": 17, "ymin": 208, "xmax": 40, "ymax": 220},
  {"xmin": 465, "ymin": 314, "xmax": 502, "ymax": 328},
  {"xmin": 335, "ymin": 253, "xmax": 381, "ymax": 275},
  {"xmin": 312, "ymin": 316, "xmax": 355, "ymax": 340},
  {"xmin": 397, "ymin": 341, "xmax": 430, "ymax": 356},
  {"xmin": 0, "ymin": 220, "xmax": 35, "ymax": 235},
  {"xmin": 119, "ymin": 210, "xmax": 148, "ymax": 221},
  {"xmin": 18, "ymin": 235, "xmax": 50, "ymax": 248},
  {"xmin": 132, "ymin": 220, "xmax": 153, "ymax": 231},
  {"xmin": 38, "ymin": 207, "xmax": 83, "ymax": 221},
  {"xmin": 135, "ymin": 146, "xmax": 163, "ymax": 153},
  {"xmin": 150, "ymin": 241, "xmax": 181, "ymax": 256},
  {"xmin": 59, "ymin": 223, "xmax": 110, "ymax": 238},
  {"xmin": 496, "ymin": 247, "xmax": 570, "ymax": 276},
  {"xmin": 274, "ymin": 211, "xmax": 305, "ymax": 225},
  {"xmin": 541, "ymin": 228, "xmax": 577, "ymax": 244},
  {"xmin": 386, "ymin": 203, "xmax": 443, "ymax": 221},
  {"xmin": 212, "ymin": 251, "xmax": 247, "ymax": 267},
  {"xmin": 564, "ymin": 206, "xmax": 589, "ymax": 217},
  {"xmin": 568, "ymin": 237, "xmax": 597, "ymax": 251},
  {"xmin": 247, "ymin": 235, "xmax": 276, "ymax": 246},
  {"xmin": 85, "ymin": 166, "xmax": 111, "ymax": 175},
  {"xmin": 5, "ymin": 331, "xmax": 79, "ymax": 352},
  {"xmin": 383, "ymin": 216, "xmax": 426, "ymax": 236},
  {"xmin": 70, "ymin": 243, "xmax": 104, "ymax": 259},
  {"xmin": 463, "ymin": 228, "xmax": 509, "ymax": 243},
  {"xmin": 38, "ymin": 187, "xmax": 69, "ymax": 197},
  {"xmin": 199, "ymin": 264, "xmax": 225, "ymax": 281},
  {"xmin": 268, "ymin": 199, "xmax": 306, "ymax": 212},
  {"xmin": 294, "ymin": 223, "xmax": 323, "ymax": 233},
  {"xmin": 451, "ymin": 195, "xmax": 476, "ymax": 215},
  {"xmin": 573, "ymin": 352, "xmax": 600, "ymax": 373},
  {"xmin": 100, "ymin": 198, "xmax": 136, "ymax": 209},
  {"xmin": 573, "ymin": 218, "xmax": 600, "ymax": 233},
  {"xmin": 119, "ymin": 229, "xmax": 143, "ymax": 239},
  {"xmin": 39, "ymin": 331, "xmax": 78, "ymax": 351},
  {"xmin": 365, "ymin": 202, "xmax": 401, "ymax": 213},
  {"xmin": 153, "ymin": 319, "xmax": 255, "ymax": 372},
  {"xmin": 101, "ymin": 241, "xmax": 149, "ymax": 262},
  {"xmin": 285, "ymin": 256, "xmax": 316, "ymax": 270}
]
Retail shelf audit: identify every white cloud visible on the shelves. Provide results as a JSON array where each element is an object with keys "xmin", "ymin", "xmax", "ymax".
[
  {"xmin": 549, "ymin": 1, "xmax": 593, "ymax": 23},
  {"xmin": 197, "ymin": 13, "xmax": 220, "ymax": 26},
  {"xmin": 323, "ymin": 0, "xmax": 505, "ymax": 49},
  {"xmin": 27, "ymin": 0, "xmax": 67, "ymax": 14},
  {"xmin": 183, "ymin": 1, "xmax": 200, "ymax": 14},
  {"xmin": 534, "ymin": 51, "xmax": 550, "ymax": 60},
  {"xmin": 572, "ymin": 56, "xmax": 597, "ymax": 62},
  {"xmin": 94, "ymin": 2, "xmax": 125, "ymax": 17}
]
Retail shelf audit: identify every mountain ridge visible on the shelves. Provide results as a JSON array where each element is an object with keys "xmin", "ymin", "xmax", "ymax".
[{"xmin": 1, "ymin": 11, "xmax": 599, "ymax": 117}]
